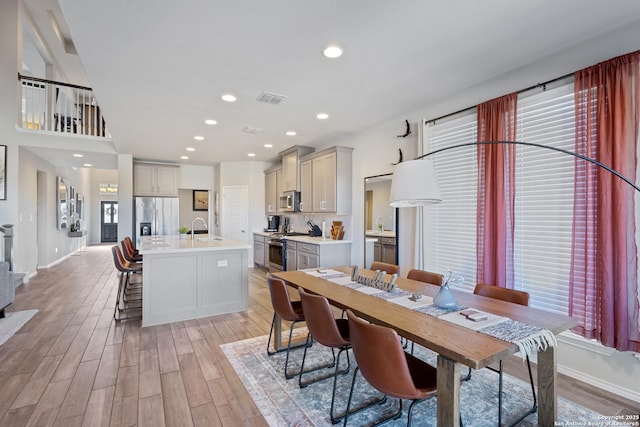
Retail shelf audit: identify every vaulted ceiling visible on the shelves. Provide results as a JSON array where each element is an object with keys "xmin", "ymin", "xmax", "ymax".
[{"xmin": 22, "ymin": 0, "xmax": 640, "ymax": 168}]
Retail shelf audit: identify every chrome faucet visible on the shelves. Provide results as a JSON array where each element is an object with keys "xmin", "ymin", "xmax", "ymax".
[{"xmin": 191, "ymin": 217, "xmax": 208, "ymax": 239}]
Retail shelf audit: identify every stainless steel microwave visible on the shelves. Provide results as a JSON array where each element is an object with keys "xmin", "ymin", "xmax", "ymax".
[{"xmin": 279, "ymin": 191, "xmax": 300, "ymax": 212}]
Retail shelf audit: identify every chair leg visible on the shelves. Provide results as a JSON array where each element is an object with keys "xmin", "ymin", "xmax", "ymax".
[
  {"xmin": 298, "ymin": 334, "xmax": 343, "ymax": 389},
  {"xmin": 342, "ymin": 367, "xmax": 392, "ymax": 426},
  {"xmin": 329, "ymin": 347, "xmax": 352, "ymax": 424},
  {"xmin": 497, "ymin": 355, "xmax": 537, "ymax": 427},
  {"xmin": 266, "ymin": 314, "xmax": 308, "ymax": 357}
]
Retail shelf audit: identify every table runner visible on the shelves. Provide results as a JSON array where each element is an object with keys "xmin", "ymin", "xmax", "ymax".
[{"xmin": 301, "ymin": 268, "xmax": 556, "ymax": 359}]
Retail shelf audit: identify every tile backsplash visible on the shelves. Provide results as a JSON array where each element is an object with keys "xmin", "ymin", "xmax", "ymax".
[{"xmin": 282, "ymin": 213, "xmax": 353, "ymax": 240}]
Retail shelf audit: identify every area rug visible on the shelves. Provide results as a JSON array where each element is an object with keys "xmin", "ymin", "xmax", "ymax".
[
  {"xmin": 0, "ymin": 309, "xmax": 38, "ymax": 346},
  {"xmin": 221, "ymin": 332, "xmax": 605, "ymax": 426}
]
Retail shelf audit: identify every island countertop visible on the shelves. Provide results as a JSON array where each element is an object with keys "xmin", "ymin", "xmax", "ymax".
[{"xmin": 139, "ymin": 234, "xmax": 251, "ymax": 254}]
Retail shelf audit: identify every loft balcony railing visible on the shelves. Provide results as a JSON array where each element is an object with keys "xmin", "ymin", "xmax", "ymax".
[{"xmin": 18, "ymin": 73, "xmax": 110, "ymax": 139}]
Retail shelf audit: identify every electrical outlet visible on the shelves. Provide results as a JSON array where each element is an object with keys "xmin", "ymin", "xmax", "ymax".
[{"xmin": 217, "ymin": 259, "xmax": 228, "ymax": 267}]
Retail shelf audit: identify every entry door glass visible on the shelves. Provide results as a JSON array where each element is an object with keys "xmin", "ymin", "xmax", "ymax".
[{"xmin": 101, "ymin": 201, "xmax": 118, "ymax": 243}]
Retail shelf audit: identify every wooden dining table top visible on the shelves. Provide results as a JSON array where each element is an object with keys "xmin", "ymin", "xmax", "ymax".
[{"xmin": 273, "ymin": 267, "xmax": 578, "ymax": 370}]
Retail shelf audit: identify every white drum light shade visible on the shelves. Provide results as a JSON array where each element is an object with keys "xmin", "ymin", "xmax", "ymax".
[{"xmin": 389, "ymin": 159, "xmax": 442, "ymax": 207}]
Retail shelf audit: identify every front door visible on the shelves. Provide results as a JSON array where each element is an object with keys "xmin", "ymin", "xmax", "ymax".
[{"xmin": 101, "ymin": 201, "xmax": 118, "ymax": 243}]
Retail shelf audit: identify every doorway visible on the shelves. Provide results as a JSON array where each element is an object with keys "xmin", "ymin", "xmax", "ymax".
[{"xmin": 101, "ymin": 201, "xmax": 118, "ymax": 243}]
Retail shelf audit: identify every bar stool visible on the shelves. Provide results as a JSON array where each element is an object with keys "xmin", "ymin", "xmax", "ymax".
[
  {"xmin": 122, "ymin": 236, "xmax": 143, "ymax": 262},
  {"xmin": 111, "ymin": 245, "xmax": 142, "ymax": 321},
  {"xmin": 266, "ymin": 276, "xmax": 307, "ymax": 379}
]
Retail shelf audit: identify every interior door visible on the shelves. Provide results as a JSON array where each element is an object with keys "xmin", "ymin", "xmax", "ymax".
[
  {"xmin": 101, "ymin": 201, "xmax": 118, "ymax": 243},
  {"xmin": 222, "ymin": 186, "xmax": 249, "ymax": 244}
]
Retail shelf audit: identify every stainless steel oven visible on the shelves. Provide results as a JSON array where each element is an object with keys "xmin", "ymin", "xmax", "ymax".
[{"xmin": 268, "ymin": 237, "xmax": 284, "ymax": 271}]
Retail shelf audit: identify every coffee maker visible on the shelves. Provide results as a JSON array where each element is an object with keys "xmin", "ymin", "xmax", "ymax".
[{"xmin": 266, "ymin": 215, "xmax": 280, "ymax": 232}]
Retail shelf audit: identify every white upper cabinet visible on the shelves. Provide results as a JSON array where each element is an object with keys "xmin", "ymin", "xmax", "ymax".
[{"xmin": 133, "ymin": 163, "xmax": 179, "ymax": 197}]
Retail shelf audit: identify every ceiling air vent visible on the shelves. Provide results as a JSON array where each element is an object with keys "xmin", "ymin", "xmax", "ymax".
[
  {"xmin": 243, "ymin": 126, "xmax": 263, "ymax": 134},
  {"xmin": 256, "ymin": 92, "xmax": 287, "ymax": 105}
]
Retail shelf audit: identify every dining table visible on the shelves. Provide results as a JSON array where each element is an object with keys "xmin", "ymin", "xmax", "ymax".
[{"xmin": 271, "ymin": 267, "xmax": 578, "ymax": 427}]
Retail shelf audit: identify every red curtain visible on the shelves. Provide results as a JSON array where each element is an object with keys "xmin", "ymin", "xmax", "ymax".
[
  {"xmin": 570, "ymin": 52, "xmax": 640, "ymax": 352},
  {"xmin": 476, "ymin": 93, "xmax": 518, "ymax": 288}
]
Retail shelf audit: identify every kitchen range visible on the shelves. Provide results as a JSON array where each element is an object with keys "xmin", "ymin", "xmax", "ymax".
[{"xmin": 267, "ymin": 231, "xmax": 307, "ymax": 271}]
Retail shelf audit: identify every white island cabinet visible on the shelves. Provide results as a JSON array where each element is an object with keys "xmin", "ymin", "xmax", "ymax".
[{"xmin": 138, "ymin": 235, "xmax": 251, "ymax": 327}]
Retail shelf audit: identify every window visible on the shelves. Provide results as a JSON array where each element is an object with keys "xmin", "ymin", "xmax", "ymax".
[
  {"xmin": 423, "ymin": 114, "xmax": 478, "ymax": 293},
  {"xmin": 422, "ymin": 80, "xmax": 578, "ymax": 313}
]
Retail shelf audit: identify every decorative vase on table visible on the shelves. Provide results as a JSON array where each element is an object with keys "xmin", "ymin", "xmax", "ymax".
[
  {"xmin": 433, "ymin": 283, "xmax": 458, "ymax": 309},
  {"xmin": 433, "ymin": 270, "xmax": 460, "ymax": 309}
]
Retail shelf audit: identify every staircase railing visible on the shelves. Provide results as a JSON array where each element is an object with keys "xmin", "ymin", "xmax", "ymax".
[{"xmin": 18, "ymin": 73, "xmax": 110, "ymax": 138}]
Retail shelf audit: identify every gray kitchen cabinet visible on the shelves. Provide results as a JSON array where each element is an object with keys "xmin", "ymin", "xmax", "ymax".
[
  {"xmin": 280, "ymin": 145, "xmax": 314, "ymax": 192},
  {"xmin": 299, "ymin": 159, "xmax": 313, "ymax": 213},
  {"xmin": 253, "ymin": 234, "xmax": 266, "ymax": 269},
  {"xmin": 301, "ymin": 146, "xmax": 353, "ymax": 215},
  {"xmin": 133, "ymin": 162, "xmax": 178, "ymax": 197},
  {"xmin": 264, "ymin": 167, "xmax": 280, "ymax": 214},
  {"xmin": 285, "ymin": 240, "xmax": 297, "ymax": 271},
  {"xmin": 284, "ymin": 238, "xmax": 351, "ymax": 271}
]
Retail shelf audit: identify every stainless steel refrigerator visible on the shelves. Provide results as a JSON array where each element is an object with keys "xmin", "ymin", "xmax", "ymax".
[{"xmin": 135, "ymin": 197, "xmax": 179, "ymax": 242}]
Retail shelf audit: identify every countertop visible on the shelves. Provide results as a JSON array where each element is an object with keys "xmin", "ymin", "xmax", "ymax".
[
  {"xmin": 253, "ymin": 231, "xmax": 351, "ymax": 244},
  {"xmin": 283, "ymin": 235, "xmax": 352, "ymax": 245},
  {"xmin": 139, "ymin": 234, "xmax": 251, "ymax": 254},
  {"xmin": 365, "ymin": 230, "xmax": 396, "ymax": 238}
]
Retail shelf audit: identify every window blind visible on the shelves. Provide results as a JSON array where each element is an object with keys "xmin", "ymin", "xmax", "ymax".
[
  {"xmin": 423, "ymin": 114, "xmax": 478, "ymax": 293},
  {"xmin": 514, "ymin": 84, "xmax": 576, "ymax": 315}
]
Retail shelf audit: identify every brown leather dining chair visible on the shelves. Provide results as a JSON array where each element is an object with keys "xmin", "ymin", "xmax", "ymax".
[
  {"xmin": 343, "ymin": 310, "xmax": 443, "ymax": 427},
  {"xmin": 472, "ymin": 283, "xmax": 536, "ymax": 426},
  {"xmin": 298, "ymin": 289, "xmax": 353, "ymax": 423},
  {"xmin": 406, "ymin": 268, "xmax": 444, "ymax": 286},
  {"xmin": 369, "ymin": 261, "xmax": 399, "ymax": 275},
  {"xmin": 266, "ymin": 276, "xmax": 307, "ymax": 379}
]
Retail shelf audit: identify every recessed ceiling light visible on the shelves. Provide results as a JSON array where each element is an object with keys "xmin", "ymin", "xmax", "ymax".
[
  {"xmin": 248, "ymin": 153, "xmax": 256, "ymax": 157},
  {"xmin": 83, "ymin": 163, "xmax": 92, "ymax": 167},
  {"xmin": 194, "ymin": 136, "xmax": 204, "ymax": 141},
  {"xmin": 221, "ymin": 94, "xmax": 237, "ymax": 102},
  {"xmin": 181, "ymin": 156, "xmax": 189, "ymax": 160},
  {"xmin": 264, "ymin": 144, "xmax": 273, "ymax": 148},
  {"xmin": 316, "ymin": 113, "xmax": 329, "ymax": 120},
  {"xmin": 323, "ymin": 45, "xmax": 343, "ymax": 59},
  {"xmin": 205, "ymin": 119, "xmax": 217, "ymax": 125},
  {"xmin": 73, "ymin": 153, "xmax": 83, "ymax": 158},
  {"xmin": 186, "ymin": 147, "xmax": 195, "ymax": 152},
  {"xmin": 286, "ymin": 131, "xmax": 296, "ymax": 136}
]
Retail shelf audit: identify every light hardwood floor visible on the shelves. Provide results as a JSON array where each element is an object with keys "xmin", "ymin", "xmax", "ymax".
[{"xmin": 0, "ymin": 245, "xmax": 636, "ymax": 427}]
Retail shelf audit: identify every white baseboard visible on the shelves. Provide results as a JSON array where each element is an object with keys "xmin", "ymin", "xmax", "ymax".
[
  {"xmin": 556, "ymin": 331, "xmax": 640, "ymax": 404},
  {"xmin": 558, "ymin": 363, "xmax": 640, "ymax": 403}
]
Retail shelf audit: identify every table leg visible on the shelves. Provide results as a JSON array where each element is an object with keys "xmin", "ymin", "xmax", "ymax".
[
  {"xmin": 271, "ymin": 314, "xmax": 307, "ymax": 352},
  {"xmin": 437, "ymin": 355, "xmax": 461, "ymax": 427},
  {"xmin": 537, "ymin": 345, "xmax": 557, "ymax": 426}
]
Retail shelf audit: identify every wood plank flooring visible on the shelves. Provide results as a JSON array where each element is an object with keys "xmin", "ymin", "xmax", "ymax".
[{"xmin": 0, "ymin": 245, "xmax": 636, "ymax": 426}]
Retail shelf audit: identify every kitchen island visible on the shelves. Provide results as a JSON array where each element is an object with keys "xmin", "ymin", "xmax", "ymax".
[{"xmin": 138, "ymin": 235, "xmax": 251, "ymax": 327}]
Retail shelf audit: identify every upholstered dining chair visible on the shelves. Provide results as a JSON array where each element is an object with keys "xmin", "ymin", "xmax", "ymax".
[
  {"xmin": 406, "ymin": 268, "xmax": 444, "ymax": 286},
  {"xmin": 369, "ymin": 261, "xmax": 399, "ymax": 275},
  {"xmin": 111, "ymin": 245, "xmax": 142, "ymax": 321},
  {"xmin": 343, "ymin": 310, "xmax": 444, "ymax": 427},
  {"xmin": 298, "ymin": 288, "xmax": 353, "ymax": 423},
  {"xmin": 472, "ymin": 283, "xmax": 536, "ymax": 426},
  {"xmin": 266, "ymin": 276, "xmax": 307, "ymax": 379}
]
